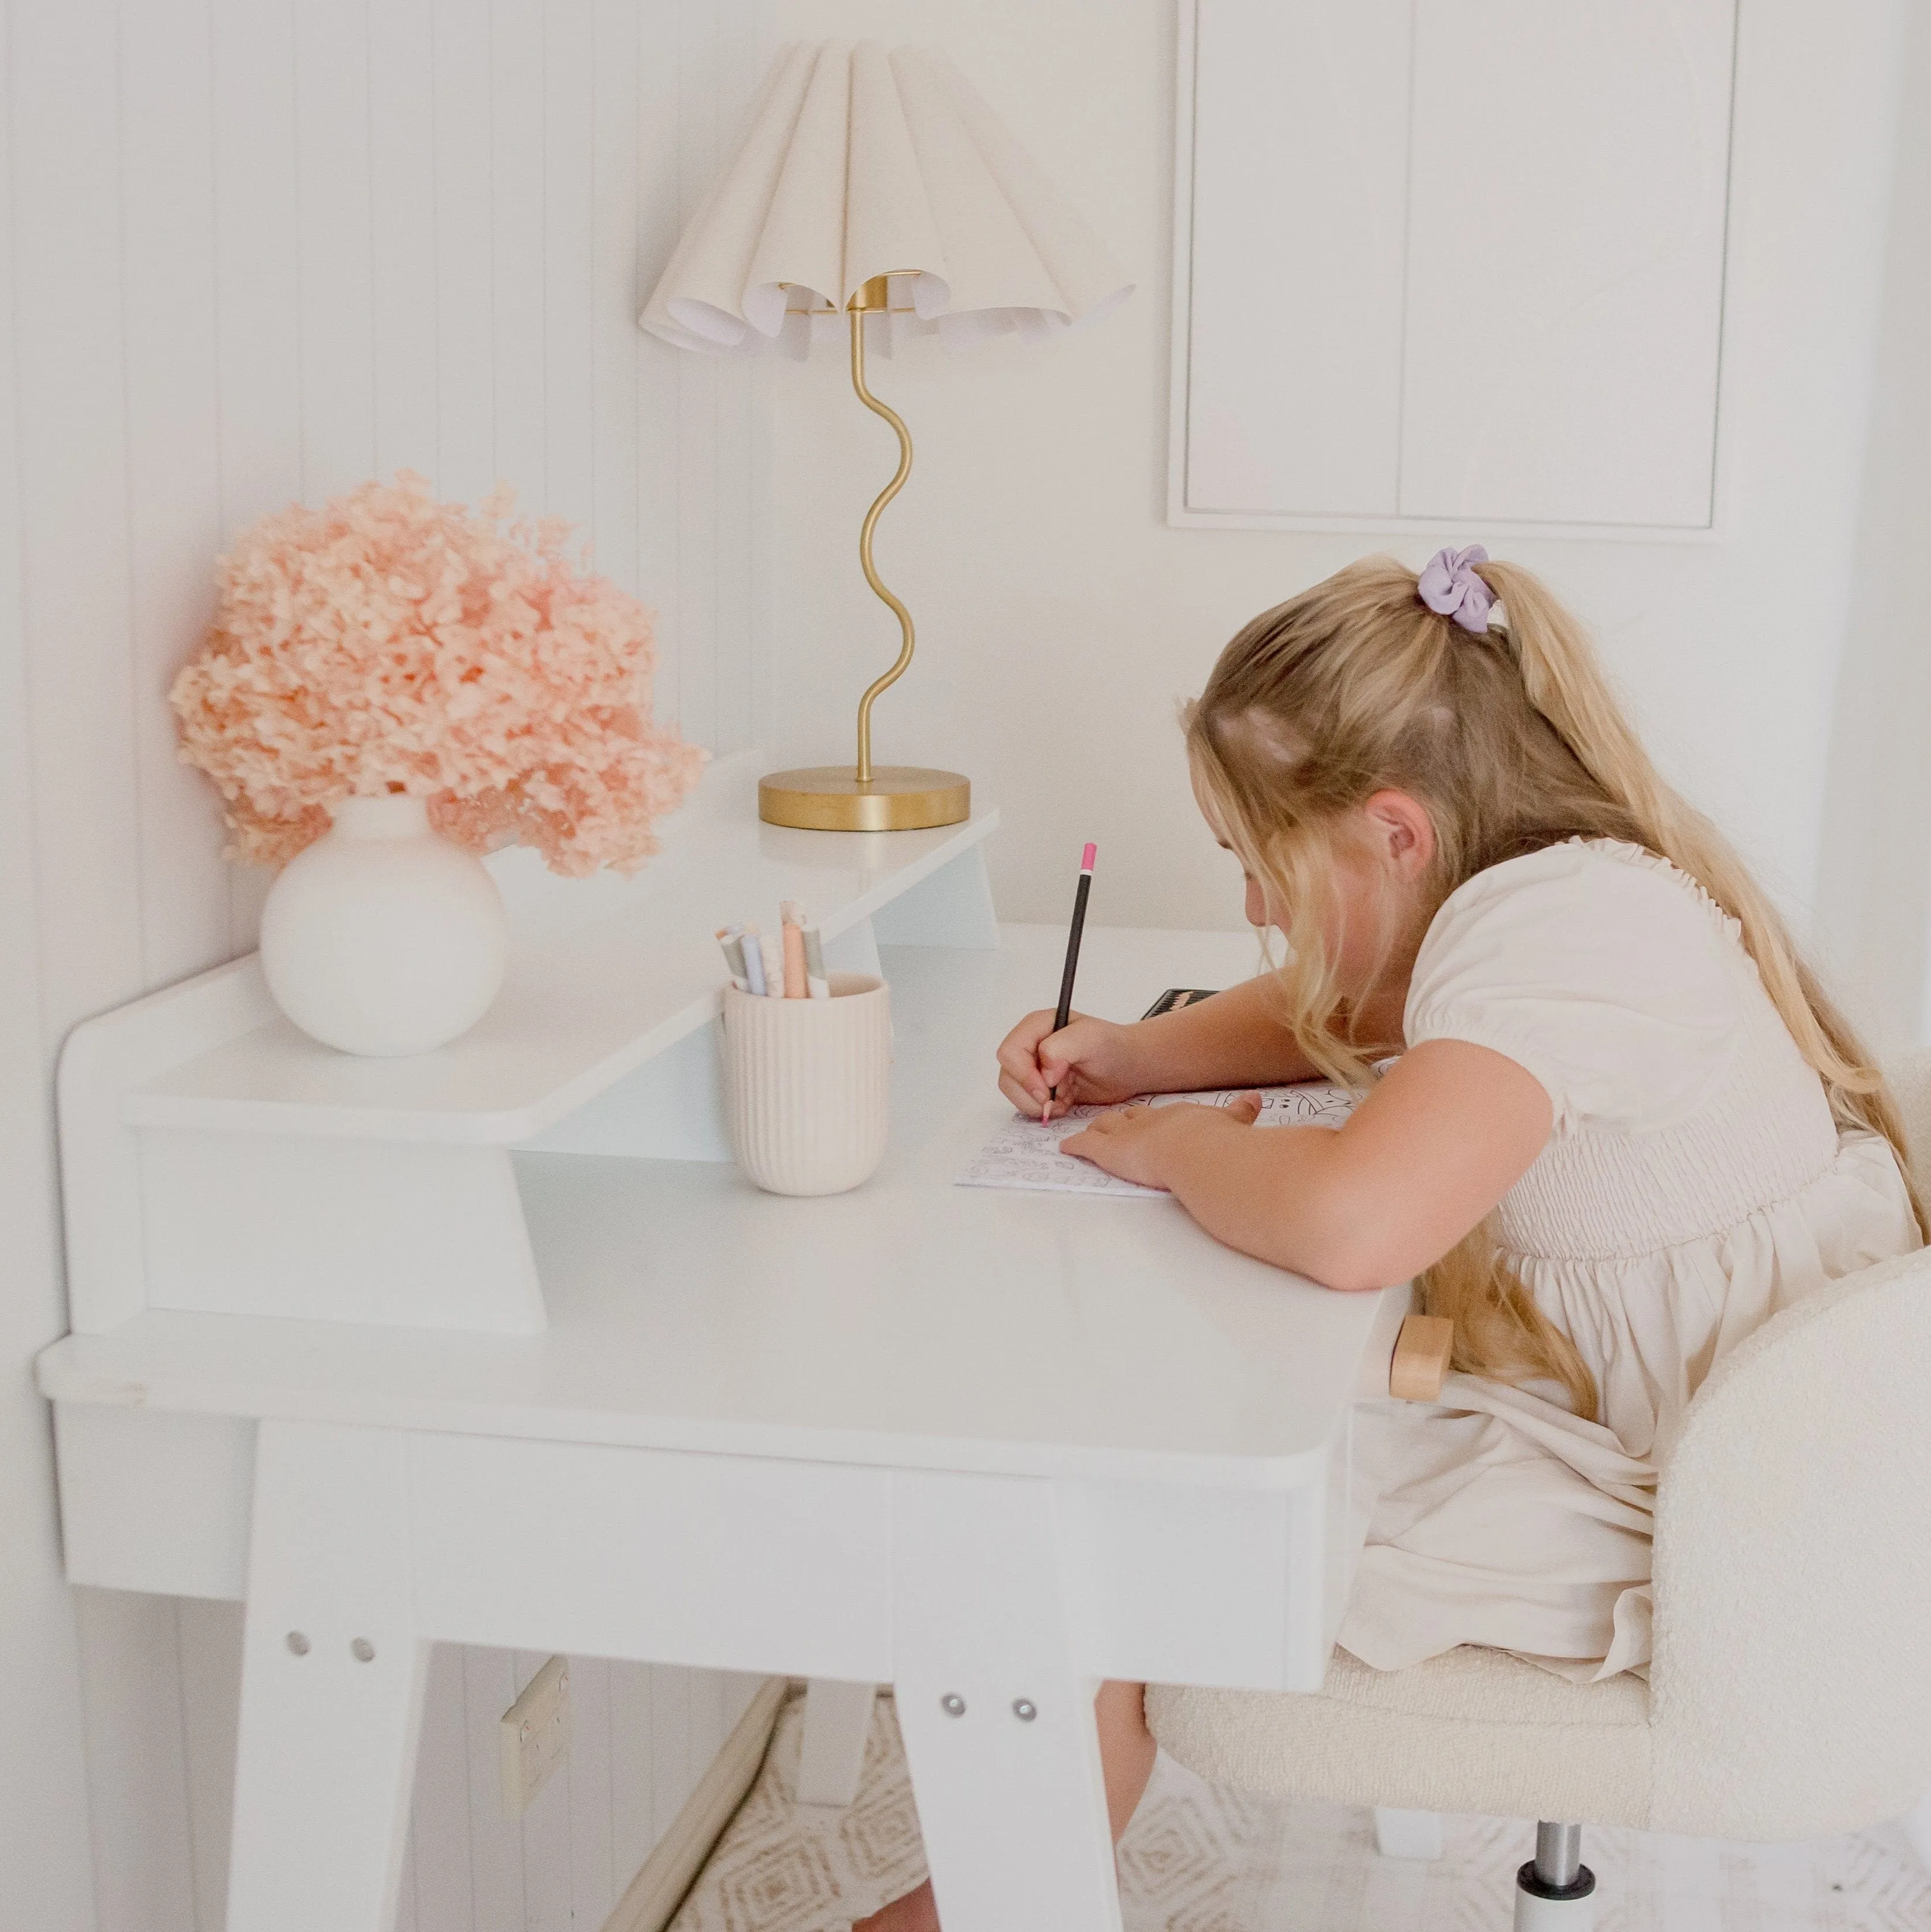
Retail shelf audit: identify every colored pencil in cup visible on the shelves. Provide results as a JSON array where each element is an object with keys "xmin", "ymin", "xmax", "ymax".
[
  {"xmin": 780, "ymin": 901, "xmax": 809, "ymax": 999},
  {"xmin": 801, "ymin": 924, "xmax": 830, "ymax": 999},
  {"xmin": 1041, "ymin": 843, "xmax": 1097, "ymax": 1124},
  {"xmin": 783, "ymin": 900, "xmax": 831, "ymax": 999},
  {"xmin": 716, "ymin": 925, "xmax": 751, "ymax": 992},
  {"xmin": 740, "ymin": 925, "xmax": 767, "ymax": 997},
  {"xmin": 759, "ymin": 931, "xmax": 785, "ymax": 999}
]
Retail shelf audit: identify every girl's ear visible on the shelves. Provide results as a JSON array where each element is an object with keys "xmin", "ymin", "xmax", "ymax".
[{"xmin": 1362, "ymin": 789, "xmax": 1436, "ymax": 883}]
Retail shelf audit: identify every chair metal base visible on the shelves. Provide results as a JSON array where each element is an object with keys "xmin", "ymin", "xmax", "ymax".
[{"xmin": 1514, "ymin": 1823, "xmax": 1595, "ymax": 1930}]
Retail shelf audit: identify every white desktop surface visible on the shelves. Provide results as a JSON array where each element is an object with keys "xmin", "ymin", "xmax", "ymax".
[{"xmin": 42, "ymin": 925, "xmax": 1390, "ymax": 1486}]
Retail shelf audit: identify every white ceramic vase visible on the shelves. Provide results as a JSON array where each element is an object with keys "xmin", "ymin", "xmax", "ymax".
[{"xmin": 259, "ymin": 793, "xmax": 507, "ymax": 1057}]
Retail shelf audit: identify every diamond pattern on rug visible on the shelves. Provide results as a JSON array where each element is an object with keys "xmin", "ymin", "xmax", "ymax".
[
  {"xmin": 669, "ymin": 1691, "xmax": 927, "ymax": 1932},
  {"xmin": 667, "ymin": 1689, "xmax": 1931, "ymax": 1932}
]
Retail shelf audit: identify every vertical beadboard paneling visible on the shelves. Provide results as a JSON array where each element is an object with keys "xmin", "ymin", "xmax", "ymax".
[
  {"xmin": 649, "ymin": 1663, "xmax": 694, "ymax": 1845},
  {"xmin": 292, "ymin": 0, "xmax": 376, "ymax": 500},
  {"xmin": 209, "ymin": 0, "xmax": 304, "ymax": 953},
  {"xmin": 635, "ymin": 6, "xmax": 683, "ymax": 733},
  {"xmin": 72, "ymin": 1589, "xmax": 198, "ymax": 1932},
  {"xmin": 672, "ymin": 2, "xmax": 720, "ymax": 750},
  {"xmin": 592, "ymin": 0, "xmax": 641, "ymax": 603},
  {"xmin": 709, "ymin": 5, "xmax": 759, "ymax": 756},
  {"xmin": 432, "ymin": 0, "xmax": 496, "ymax": 503},
  {"xmin": 608, "ymin": 1660, "xmax": 658, "ymax": 1885},
  {"xmin": 209, "ymin": 0, "xmax": 304, "ymax": 525},
  {"xmin": 117, "ymin": 0, "xmax": 233, "ymax": 989},
  {"xmin": 515, "ymin": 1652, "xmax": 575, "ymax": 1932},
  {"xmin": 0, "ymin": 9, "xmax": 105, "ymax": 1920},
  {"xmin": 369, "ymin": 0, "xmax": 441, "ymax": 481},
  {"xmin": 543, "ymin": 0, "xmax": 597, "ymax": 534},
  {"xmin": 687, "ymin": 1669, "xmax": 724, "ymax": 1792},
  {"xmin": 490, "ymin": 0, "xmax": 547, "ymax": 513},
  {"xmin": 414, "ymin": 1647, "xmax": 755, "ymax": 1929},
  {"xmin": 671, "ymin": 360, "xmax": 720, "ymax": 746},
  {"xmin": 11, "ymin": 0, "xmax": 144, "ymax": 1036},
  {"xmin": 568, "ymin": 1654, "xmax": 616, "ymax": 1923},
  {"xmin": 713, "ymin": 365, "xmax": 757, "ymax": 754},
  {"xmin": 176, "ymin": 1596, "xmax": 243, "ymax": 1932},
  {"xmin": 747, "ymin": 351, "xmax": 774, "ymax": 754},
  {"xmin": 463, "ymin": 1646, "xmax": 525, "ymax": 1932},
  {"xmin": 9, "ymin": 0, "xmax": 767, "ymax": 1926},
  {"xmin": 411, "ymin": 1643, "xmax": 477, "ymax": 1932}
]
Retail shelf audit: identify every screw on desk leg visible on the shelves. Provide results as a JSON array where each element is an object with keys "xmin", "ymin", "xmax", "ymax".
[{"xmin": 891, "ymin": 1471, "xmax": 1120, "ymax": 1932}]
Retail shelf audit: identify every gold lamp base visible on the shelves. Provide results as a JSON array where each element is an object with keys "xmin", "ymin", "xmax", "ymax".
[{"xmin": 759, "ymin": 765, "xmax": 970, "ymax": 832}]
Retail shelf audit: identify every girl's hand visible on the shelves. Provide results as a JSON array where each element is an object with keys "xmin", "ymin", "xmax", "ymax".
[
  {"xmin": 997, "ymin": 1010, "xmax": 1143, "ymax": 1118},
  {"xmin": 1062, "ymin": 1094, "xmax": 1263, "ymax": 1189}
]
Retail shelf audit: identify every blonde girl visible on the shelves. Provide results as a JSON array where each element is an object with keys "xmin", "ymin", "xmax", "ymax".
[{"xmin": 854, "ymin": 549, "xmax": 1922, "ymax": 1932}]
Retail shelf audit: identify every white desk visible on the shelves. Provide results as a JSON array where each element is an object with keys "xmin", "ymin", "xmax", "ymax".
[{"xmin": 41, "ymin": 895, "xmax": 1403, "ymax": 1932}]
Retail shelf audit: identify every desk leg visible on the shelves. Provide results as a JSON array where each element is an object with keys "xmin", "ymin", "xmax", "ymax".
[
  {"xmin": 891, "ymin": 1473, "xmax": 1119, "ymax": 1932},
  {"xmin": 226, "ymin": 1422, "xmax": 426, "ymax": 1932}
]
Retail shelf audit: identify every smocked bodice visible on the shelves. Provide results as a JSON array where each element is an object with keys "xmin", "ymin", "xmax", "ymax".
[{"xmin": 1495, "ymin": 968, "xmax": 1840, "ymax": 1262}]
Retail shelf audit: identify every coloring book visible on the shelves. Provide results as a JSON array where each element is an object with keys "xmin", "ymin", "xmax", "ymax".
[{"xmin": 955, "ymin": 1082, "xmax": 1359, "ymax": 1199}]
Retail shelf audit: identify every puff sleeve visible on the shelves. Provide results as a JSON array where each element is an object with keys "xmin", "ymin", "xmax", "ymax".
[{"xmin": 1402, "ymin": 843, "xmax": 1745, "ymax": 1135}]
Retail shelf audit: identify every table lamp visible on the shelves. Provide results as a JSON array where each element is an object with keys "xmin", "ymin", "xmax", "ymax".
[{"xmin": 639, "ymin": 41, "xmax": 1132, "ymax": 830}]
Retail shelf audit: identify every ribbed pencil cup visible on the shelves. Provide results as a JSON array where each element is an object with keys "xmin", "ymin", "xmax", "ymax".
[{"xmin": 721, "ymin": 974, "xmax": 891, "ymax": 1195}]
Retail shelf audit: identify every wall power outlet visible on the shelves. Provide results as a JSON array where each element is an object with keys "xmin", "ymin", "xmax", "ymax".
[{"xmin": 499, "ymin": 1655, "xmax": 571, "ymax": 1818}]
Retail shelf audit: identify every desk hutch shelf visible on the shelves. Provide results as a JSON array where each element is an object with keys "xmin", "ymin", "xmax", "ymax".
[{"xmin": 59, "ymin": 752, "xmax": 1001, "ymax": 1338}]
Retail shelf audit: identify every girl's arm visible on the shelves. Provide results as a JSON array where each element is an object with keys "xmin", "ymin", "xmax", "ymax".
[
  {"xmin": 997, "ymin": 972, "xmax": 1407, "ymax": 1117},
  {"xmin": 1061, "ymin": 1039, "xmax": 1552, "ymax": 1292}
]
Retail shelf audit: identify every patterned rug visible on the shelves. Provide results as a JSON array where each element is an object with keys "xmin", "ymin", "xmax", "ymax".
[{"xmin": 668, "ymin": 1690, "xmax": 1931, "ymax": 1932}]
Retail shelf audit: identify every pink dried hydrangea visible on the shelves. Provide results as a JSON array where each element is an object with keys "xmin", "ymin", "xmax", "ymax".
[{"xmin": 170, "ymin": 471, "xmax": 704, "ymax": 875}]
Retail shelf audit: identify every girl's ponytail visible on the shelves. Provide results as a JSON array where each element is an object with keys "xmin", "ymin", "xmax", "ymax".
[{"xmin": 1478, "ymin": 557, "xmax": 1926, "ymax": 1236}]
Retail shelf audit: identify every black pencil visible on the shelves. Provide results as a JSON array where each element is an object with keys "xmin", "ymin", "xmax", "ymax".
[{"xmin": 1043, "ymin": 842, "xmax": 1097, "ymax": 1123}]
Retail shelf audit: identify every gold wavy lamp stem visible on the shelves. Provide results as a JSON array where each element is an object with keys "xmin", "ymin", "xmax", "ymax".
[
  {"xmin": 755, "ymin": 275, "xmax": 967, "ymax": 832},
  {"xmin": 848, "ymin": 278, "xmax": 914, "ymax": 787}
]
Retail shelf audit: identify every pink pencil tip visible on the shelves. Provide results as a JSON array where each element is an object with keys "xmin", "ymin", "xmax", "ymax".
[{"xmin": 1081, "ymin": 842, "xmax": 1097, "ymax": 871}]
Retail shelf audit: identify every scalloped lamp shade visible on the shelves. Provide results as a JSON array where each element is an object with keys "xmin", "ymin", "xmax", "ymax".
[
  {"xmin": 639, "ymin": 41, "xmax": 1133, "ymax": 356},
  {"xmin": 639, "ymin": 41, "xmax": 1132, "ymax": 830}
]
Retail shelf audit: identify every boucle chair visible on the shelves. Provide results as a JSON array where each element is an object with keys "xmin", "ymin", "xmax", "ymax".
[{"xmin": 1148, "ymin": 1056, "xmax": 1931, "ymax": 1927}]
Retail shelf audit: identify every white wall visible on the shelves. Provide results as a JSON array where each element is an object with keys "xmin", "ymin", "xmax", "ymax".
[
  {"xmin": 0, "ymin": 90, "xmax": 99, "ymax": 1912},
  {"xmin": 2, "ymin": 0, "xmax": 769, "ymax": 1924},
  {"xmin": 1812, "ymin": 0, "xmax": 1931, "ymax": 1046},
  {"xmin": 762, "ymin": 0, "xmax": 1927, "ymax": 1050}
]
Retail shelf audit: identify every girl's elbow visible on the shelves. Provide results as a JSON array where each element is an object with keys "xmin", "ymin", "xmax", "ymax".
[
  {"xmin": 1301, "ymin": 1247, "xmax": 1407, "ymax": 1295},
  {"xmin": 1208, "ymin": 1156, "xmax": 1419, "ymax": 1291},
  {"xmin": 1285, "ymin": 1187, "xmax": 1417, "ymax": 1294}
]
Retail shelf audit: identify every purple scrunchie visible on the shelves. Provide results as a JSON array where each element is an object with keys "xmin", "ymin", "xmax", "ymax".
[{"xmin": 1416, "ymin": 544, "xmax": 1495, "ymax": 633}]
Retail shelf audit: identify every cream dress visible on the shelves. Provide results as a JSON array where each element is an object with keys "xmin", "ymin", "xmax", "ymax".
[{"xmin": 1338, "ymin": 839, "xmax": 1921, "ymax": 1682}]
